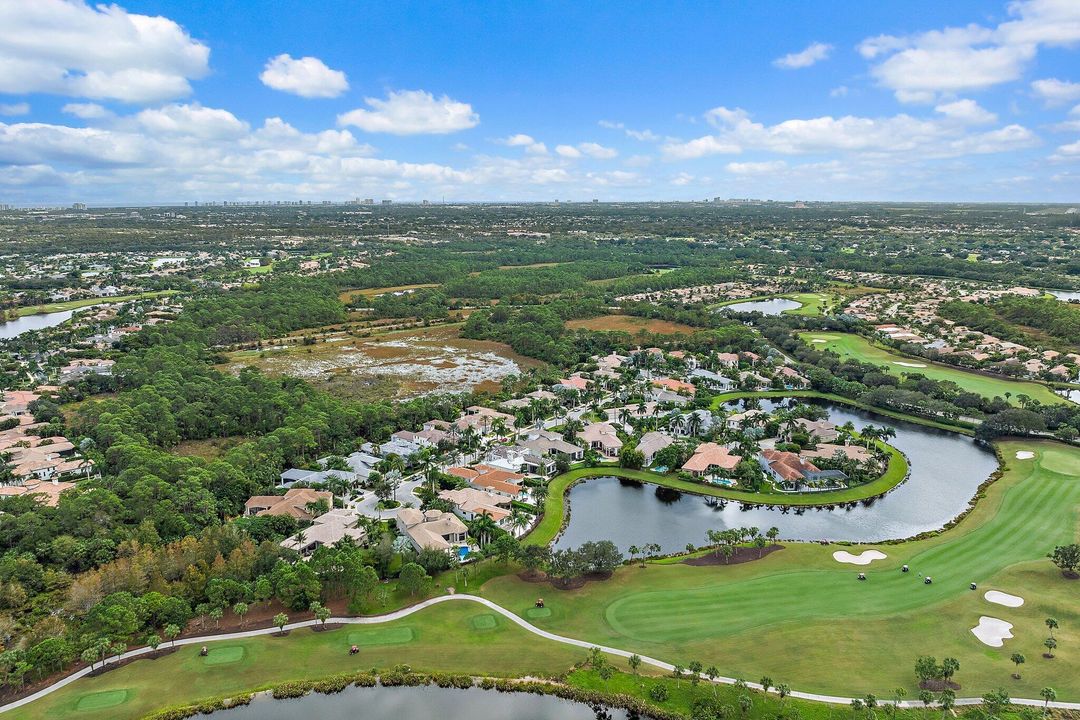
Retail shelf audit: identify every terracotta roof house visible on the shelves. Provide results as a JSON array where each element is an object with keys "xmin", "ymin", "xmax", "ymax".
[
  {"xmin": 0, "ymin": 478, "xmax": 75, "ymax": 507},
  {"xmin": 439, "ymin": 487, "xmax": 512, "ymax": 527},
  {"xmin": 682, "ymin": 442, "xmax": 740, "ymax": 477},
  {"xmin": 651, "ymin": 377, "xmax": 696, "ymax": 394},
  {"xmin": 244, "ymin": 488, "xmax": 332, "ymax": 520},
  {"xmin": 447, "ymin": 465, "xmax": 528, "ymax": 499},
  {"xmin": 637, "ymin": 431, "xmax": 674, "ymax": 465},
  {"xmin": 758, "ymin": 450, "xmax": 845, "ymax": 489}
]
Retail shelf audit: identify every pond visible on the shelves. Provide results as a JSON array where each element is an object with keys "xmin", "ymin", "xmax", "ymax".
[
  {"xmin": 554, "ymin": 401, "xmax": 998, "ymax": 552},
  {"xmin": 719, "ymin": 298, "xmax": 801, "ymax": 315},
  {"xmin": 208, "ymin": 684, "xmax": 628, "ymax": 720},
  {"xmin": 1050, "ymin": 290, "xmax": 1080, "ymax": 302},
  {"xmin": 0, "ymin": 309, "xmax": 77, "ymax": 339}
]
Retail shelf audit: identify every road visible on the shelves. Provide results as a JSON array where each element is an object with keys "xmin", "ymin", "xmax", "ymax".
[{"xmin": 2, "ymin": 593, "xmax": 1076, "ymax": 715}]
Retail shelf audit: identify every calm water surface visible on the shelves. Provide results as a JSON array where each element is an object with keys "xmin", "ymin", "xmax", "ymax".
[
  {"xmin": 0, "ymin": 309, "xmax": 76, "ymax": 339},
  {"xmin": 555, "ymin": 401, "xmax": 997, "ymax": 552},
  {"xmin": 720, "ymin": 298, "xmax": 802, "ymax": 315},
  {"xmin": 1050, "ymin": 290, "xmax": 1080, "ymax": 302},
  {"xmin": 209, "ymin": 685, "xmax": 628, "ymax": 720}
]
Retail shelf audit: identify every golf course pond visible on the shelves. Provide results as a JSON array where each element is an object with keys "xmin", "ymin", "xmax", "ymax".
[
  {"xmin": 719, "ymin": 297, "xmax": 802, "ymax": 315},
  {"xmin": 206, "ymin": 684, "xmax": 628, "ymax": 719},
  {"xmin": 554, "ymin": 401, "xmax": 998, "ymax": 552},
  {"xmin": 0, "ymin": 308, "xmax": 78, "ymax": 339}
]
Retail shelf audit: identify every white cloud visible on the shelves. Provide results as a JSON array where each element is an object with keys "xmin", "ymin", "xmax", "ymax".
[
  {"xmin": 599, "ymin": 120, "xmax": 658, "ymax": 141},
  {"xmin": 1051, "ymin": 138, "xmax": 1080, "ymax": 160},
  {"xmin": 934, "ymin": 99, "xmax": 997, "ymax": 124},
  {"xmin": 663, "ymin": 106, "xmax": 1037, "ymax": 160},
  {"xmin": 136, "ymin": 103, "xmax": 248, "ymax": 140},
  {"xmin": 773, "ymin": 42, "xmax": 833, "ymax": 69},
  {"xmin": 0, "ymin": 102, "xmax": 29, "ymax": 116},
  {"xmin": 556, "ymin": 142, "xmax": 618, "ymax": 159},
  {"xmin": 337, "ymin": 90, "xmax": 478, "ymax": 135},
  {"xmin": 859, "ymin": 1, "xmax": 1080, "ymax": 103},
  {"xmin": 499, "ymin": 134, "xmax": 547, "ymax": 155},
  {"xmin": 671, "ymin": 172, "xmax": 695, "ymax": 186},
  {"xmin": 259, "ymin": 54, "xmax": 348, "ymax": 98},
  {"xmin": 1031, "ymin": 78, "xmax": 1080, "ymax": 106},
  {"xmin": 829, "ymin": 86, "xmax": 849, "ymax": 98},
  {"xmin": 62, "ymin": 102, "xmax": 111, "ymax": 119},
  {"xmin": 726, "ymin": 160, "xmax": 788, "ymax": 175},
  {"xmin": 0, "ymin": 0, "xmax": 209, "ymax": 103}
]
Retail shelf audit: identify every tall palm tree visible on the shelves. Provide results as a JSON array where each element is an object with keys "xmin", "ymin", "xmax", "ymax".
[{"xmin": 469, "ymin": 514, "xmax": 499, "ymax": 547}]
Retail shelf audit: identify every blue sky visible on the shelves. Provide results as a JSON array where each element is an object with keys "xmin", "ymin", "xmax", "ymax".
[{"xmin": 1, "ymin": 0, "xmax": 1079, "ymax": 204}]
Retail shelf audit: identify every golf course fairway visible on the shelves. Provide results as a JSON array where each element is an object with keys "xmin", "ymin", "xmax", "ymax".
[
  {"xmin": 800, "ymin": 332, "xmax": 1066, "ymax": 406},
  {"xmin": 482, "ymin": 439, "xmax": 1080, "ymax": 699}
]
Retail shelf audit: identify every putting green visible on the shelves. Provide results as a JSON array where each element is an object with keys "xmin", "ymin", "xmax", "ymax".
[
  {"xmin": 74, "ymin": 689, "xmax": 130, "ymax": 711},
  {"xmin": 346, "ymin": 626, "xmax": 415, "ymax": 646},
  {"xmin": 800, "ymin": 332, "xmax": 1065, "ymax": 405},
  {"xmin": 202, "ymin": 646, "xmax": 245, "ymax": 665},
  {"xmin": 470, "ymin": 613, "xmax": 498, "ymax": 630},
  {"xmin": 526, "ymin": 606, "xmax": 552, "ymax": 618},
  {"xmin": 485, "ymin": 439, "xmax": 1080, "ymax": 698}
]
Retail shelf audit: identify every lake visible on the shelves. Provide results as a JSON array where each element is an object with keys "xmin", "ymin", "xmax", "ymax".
[
  {"xmin": 0, "ymin": 309, "xmax": 77, "ymax": 339},
  {"xmin": 720, "ymin": 298, "xmax": 801, "ymax": 315},
  {"xmin": 554, "ymin": 401, "xmax": 998, "ymax": 552},
  {"xmin": 208, "ymin": 684, "xmax": 627, "ymax": 720},
  {"xmin": 1050, "ymin": 290, "xmax": 1080, "ymax": 302}
]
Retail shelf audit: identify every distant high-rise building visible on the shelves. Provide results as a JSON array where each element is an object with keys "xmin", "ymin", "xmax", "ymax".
[
  {"xmin": 71, "ymin": 203, "xmax": 86, "ymax": 210},
  {"xmin": 381, "ymin": 199, "xmax": 392, "ymax": 205}
]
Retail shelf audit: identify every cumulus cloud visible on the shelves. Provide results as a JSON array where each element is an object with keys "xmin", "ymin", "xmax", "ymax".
[
  {"xmin": 337, "ymin": 89, "xmax": 478, "ymax": 135},
  {"xmin": 498, "ymin": 133, "xmax": 547, "ymax": 154},
  {"xmin": 259, "ymin": 54, "xmax": 348, "ymax": 98},
  {"xmin": 726, "ymin": 160, "xmax": 788, "ymax": 175},
  {"xmin": 663, "ymin": 106, "xmax": 1036, "ymax": 160},
  {"xmin": 0, "ymin": 0, "xmax": 209, "ymax": 103},
  {"xmin": 556, "ymin": 142, "xmax": 617, "ymax": 159},
  {"xmin": 859, "ymin": 0, "xmax": 1080, "ymax": 103},
  {"xmin": 773, "ymin": 42, "xmax": 833, "ymax": 69},
  {"xmin": 0, "ymin": 102, "xmax": 29, "ymax": 116},
  {"xmin": 934, "ymin": 99, "xmax": 997, "ymax": 124},
  {"xmin": 1031, "ymin": 78, "xmax": 1080, "ymax": 106},
  {"xmin": 136, "ymin": 103, "xmax": 249, "ymax": 140},
  {"xmin": 62, "ymin": 102, "xmax": 111, "ymax": 119},
  {"xmin": 599, "ymin": 120, "xmax": 659, "ymax": 141}
]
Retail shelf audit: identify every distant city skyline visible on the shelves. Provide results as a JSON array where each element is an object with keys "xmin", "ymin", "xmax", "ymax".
[{"xmin": 1, "ymin": 0, "xmax": 1079, "ymax": 204}]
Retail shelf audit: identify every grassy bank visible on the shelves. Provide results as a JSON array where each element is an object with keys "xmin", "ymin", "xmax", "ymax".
[{"xmin": 800, "ymin": 332, "xmax": 1065, "ymax": 406}]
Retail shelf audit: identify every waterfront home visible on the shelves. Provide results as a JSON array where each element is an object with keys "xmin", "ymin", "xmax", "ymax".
[
  {"xmin": 637, "ymin": 431, "xmax": 675, "ymax": 466},
  {"xmin": 681, "ymin": 442, "xmax": 740, "ymax": 477},
  {"xmin": 581, "ymin": 422, "xmax": 623, "ymax": 457}
]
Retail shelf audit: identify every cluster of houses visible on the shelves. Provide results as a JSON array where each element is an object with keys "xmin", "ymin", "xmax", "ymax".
[{"xmin": 0, "ymin": 388, "xmax": 96, "ymax": 506}]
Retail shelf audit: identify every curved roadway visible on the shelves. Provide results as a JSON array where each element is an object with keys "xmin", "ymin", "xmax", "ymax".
[{"xmin": 1, "ymin": 594, "xmax": 1076, "ymax": 714}]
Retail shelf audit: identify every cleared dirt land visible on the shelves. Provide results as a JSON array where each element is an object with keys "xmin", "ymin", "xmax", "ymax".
[{"xmin": 566, "ymin": 314, "xmax": 698, "ymax": 335}]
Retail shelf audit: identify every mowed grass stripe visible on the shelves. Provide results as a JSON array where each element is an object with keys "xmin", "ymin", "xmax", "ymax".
[{"xmin": 604, "ymin": 445, "xmax": 1080, "ymax": 644}]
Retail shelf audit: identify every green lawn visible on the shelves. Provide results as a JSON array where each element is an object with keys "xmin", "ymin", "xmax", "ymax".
[
  {"xmin": 801, "ymin": 332, "xmax": 1066, "ymax": 405},
  {"xmin": 8, "ymin": 602, "xmax": 585, "ymax": 720},
  {"xmin": 782, "ymin": 292, "xmax": 837, "ymax": 316},
  {"xmin": 485, "ymin": 439, "xmax": 1080, "ymax": 700},
  {"xmin": 14, "ymin": 290, "xmax": 179, "ymax": 317}
]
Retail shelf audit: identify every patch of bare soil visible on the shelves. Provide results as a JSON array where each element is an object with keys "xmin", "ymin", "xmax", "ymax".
[{"xmin": 682, "ymin": 544, "xmax": 784, "ymax": 566}]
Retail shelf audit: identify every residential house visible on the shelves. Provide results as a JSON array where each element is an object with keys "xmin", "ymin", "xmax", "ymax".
[
  {"xmin": 792, "ymin": 418, "xmax": 839, "ymax": 443},
  {"xmin": 682, "ymin": 442, "xmax": 740, "ymax": 477},
  {"xmin": 396, "ymin": 508, "xmax": 469, "ymax": 553},
  {"xmin": 637, "ymin": 431, "xmax": 675, "ymax": 466},
  {"xmin": 245, "ymin": 488, "xmax": 333, "ymax": 520},
  {"xmin": 727, "ymin": 409, "xmax": 768, "ymax": 431},
  {"xmin": 758, "ymin": 449, "xmax": 846, "ymax": 490},
  {"xmin": 581, "ymin": 422, "xmax": 623, "ymax": 457},
  {"xmin": 280, "ymin": 508, "xmax": 367, "ymax": 556},
  {"xmin": 448, "ymin": 464, "xmax": 529, "ymax": 501},
  {"xmin": 439, "ymin": 487, "xmax": 514, "ymax": 529}
]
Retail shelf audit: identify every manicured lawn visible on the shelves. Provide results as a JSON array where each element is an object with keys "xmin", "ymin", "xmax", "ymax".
[
  {"xmin": 485, "ymin": 440, "xmax": 1080, "ymax": 699},
  {"xmin": 782, "ymin": 292, "xmax": 837, "ymax": 316},
  {"xmin": 14, "ymin": 290, "xmax": 179, "ymax": 317},
  {"xmin": 8, "ymin": 602, "xmax": 585, "ymax": 720},
  {"xmin": 800, "ymin": 332, "xmax": 1065, "ymax": 405},
  {"xmin": 202, "ymin": 646, "xmax": 246, "ymax": 665},
  {"xmin": 346, "ymin": 626, "xmax": 415, "ymax": 646}
]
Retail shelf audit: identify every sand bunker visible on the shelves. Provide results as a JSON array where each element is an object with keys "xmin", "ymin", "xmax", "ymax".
[
  {"xmin": 1015, "ymin": 451, "xmax": 1034, "ymax": 460},
  {"xmin": 971, "ymin": 616, "xmax": 1013, "ymax": 647},
  {"xmin": 833, "ymin": 549, "xmax": 887, "ymax": 565},
  {"xmin": 984, "ymin": 590, "xmax": 1024, "ymax": 608},
  {"xmin": 811, "ymin": 339, "xmax": 828, "ymax": 344},
  {"xmin": 892, "ymin": 361, "xmax": 928, "ymax": 368}
]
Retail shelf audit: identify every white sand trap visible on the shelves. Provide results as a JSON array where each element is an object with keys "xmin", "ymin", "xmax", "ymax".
[
  {"xmin": 1015, "ymin": 451, "xmax": 1034, "ymax": 460},
  {"xmin": 984, "ymin": 590, "xmax": 1024, "ymax": 608},
  {"xmin": 892, "ymin": 361, "xmax": 928, "ymax": 368},
  {"xmin": 811, "ymin": 339, "xmax": 828, "ymax": 344},
  {"xmin": 971, "ymin": 616, "xmax": 1013, "ymax": 647},
  {"xmin": 833, "ymin": 549, "xmax": 887, "ymax": 565}
]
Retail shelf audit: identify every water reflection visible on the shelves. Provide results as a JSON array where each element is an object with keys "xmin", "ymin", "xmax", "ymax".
[
  {"xmin": 555, "ymin": 401, "xmax": 997, "ymax": 552},
  {"xmin": 719, "ymin": 298, "xmax": 802, "ymax": 315},
  {"xmin": 0, "ymin": 309, "xmax": 77, "ymax": 339},
  {"xmin": 209, "ymin": 684, "xmax": 631, "ymax": 720}
]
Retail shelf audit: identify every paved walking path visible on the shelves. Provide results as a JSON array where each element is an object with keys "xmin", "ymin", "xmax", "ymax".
[{"xmin": 2, "ymin": 594, "xmax": 1076, "ymax": 714}]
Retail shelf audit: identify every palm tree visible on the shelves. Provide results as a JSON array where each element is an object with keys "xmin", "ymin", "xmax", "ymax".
[
  {"xmin": 1010, "ymin": 652, "xmax": 1025, "ymax": 678},
  {"xmin": 1045, "ymin": 617, "xmax": 1058, "ymax": 639},
  {"xmin": 628, "ymin": 544, "xmax": 640, "ymax": 566},
  {"xmin": 508, "ymin": 508, "xmax": 530, "ymax": 536},
  {"xmin": 469, "ymin": 514, "xmax": 499, "ymax": 547},
  {"xmin": 1044, "ymin": 637, "xmax": 1057, "ymax": 658}
]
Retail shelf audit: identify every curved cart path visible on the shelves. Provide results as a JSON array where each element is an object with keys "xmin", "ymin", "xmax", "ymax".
[{"xmin": 2, "ymin": 594, "xmax": 1076, "ymax": 714}]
